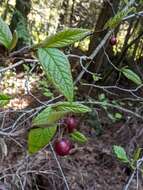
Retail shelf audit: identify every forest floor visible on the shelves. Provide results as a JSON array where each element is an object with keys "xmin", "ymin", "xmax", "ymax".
[{"xmin": 0, "ymin": 72, "xmax": 143, "ymax": 190}]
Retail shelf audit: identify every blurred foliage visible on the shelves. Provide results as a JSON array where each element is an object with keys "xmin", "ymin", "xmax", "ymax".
[{"xmin": 14, "ymin": 10, "xmax": 31, "ymax": 44}]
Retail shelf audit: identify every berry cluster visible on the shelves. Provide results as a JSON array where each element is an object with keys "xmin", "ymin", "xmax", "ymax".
[{"xmin": 54, "ymin": 116, "xmax": 78, "ymax": 156}]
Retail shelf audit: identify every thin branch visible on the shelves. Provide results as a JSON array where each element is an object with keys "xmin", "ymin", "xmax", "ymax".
[
  {"xmin": 0, "ymin": 59, "xmax": 38, "ymax": 73},
  {"xmin": 123, "ymin": 11, "xmax": 143, "ymax": 21},
  {"xmin": 9, "ymin": 46, "xmax": 31, "ymax": 57},
  {"xmin": 79, "ymin": 100, "xmax": 143, "ymax": 120},
  {"xmin": 123, "ymin": 156, "xmax": 143, "ymax": 190},
  {"xmin": 81, "ymin": 82, "xmax": 143, "ymax": 99}
]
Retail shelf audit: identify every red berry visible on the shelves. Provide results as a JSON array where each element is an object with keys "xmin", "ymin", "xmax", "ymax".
[
  {"xmin": 54, "ymin": 138, "xmax": 72, "ymax": 156},
  {"xmin": 65, "ymin": 116, "xmax": 78, "ymax": 133},
  {"xmin": 110, "ymin": 36, "xmax": 117, "ymax": 46}
]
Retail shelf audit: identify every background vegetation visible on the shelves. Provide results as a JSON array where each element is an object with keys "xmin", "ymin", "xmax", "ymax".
[{"xmin": 0, "ymin": 0, "xmax": 143, "ymax": 189}]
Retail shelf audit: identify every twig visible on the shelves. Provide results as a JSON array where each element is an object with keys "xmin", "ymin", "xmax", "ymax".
[
  {"xmin": 123, "ymin": 11, "xmax": 143, "ymax": 21},
  {"xmin": 89, "ymin": 30, "xmax": 113, "ymax": 60},
  {"xmin": 81, "ymin": 82, "xmax": 143, "ymax": 100},
  {"xmin": 123, "ymin": 156, "xmax": 143, "ymax": 190},
  {"xmin": 0, "ymin": 59, "xmax": 38, "ymax": 73},
  {"xmin": 79, "ymin": 100, "xmax": 143, "ymax": 120},
  {"xmin": 9, "ymin": 46, "xmax": 31, "ymax": 57}
]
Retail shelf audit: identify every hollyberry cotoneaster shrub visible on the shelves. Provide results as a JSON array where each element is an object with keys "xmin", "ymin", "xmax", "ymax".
[
  {"xmin": 0, "ymin": 16, "xmax": 92, "ymax": 156},
  {"xmin": 0, "ymin": 12, "xmax": 142, "ymax": 157}
]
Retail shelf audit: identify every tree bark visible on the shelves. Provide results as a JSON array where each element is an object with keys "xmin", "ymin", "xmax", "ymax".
[
  {"xmin": 10, "ymin": 0, "xmax": 31, "ymax": 48},
  {"xmin": 87, "ymin": 0, "xmax": 120, "ymax": 74}
]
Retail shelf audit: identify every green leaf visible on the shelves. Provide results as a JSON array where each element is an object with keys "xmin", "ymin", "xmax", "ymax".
[
  {"xmin": 121, "ymin": 68, "xmax": 142, "ymax": 85},
  {"xmin": 43, "ymin": 90, "xmax": 53, "ymax": 98},
  {"xmin": 32, "ymin": 107, "xmax": 52, "ymax": 126},
  {"xmin": 33, "ymin": 102, "xmax": 91, "ymax": 127},
  {"xmin": 0, "ymin": 93, "xmax": 11, "ymax": 107},
  {"xmin": 53, "ymin": 101, "xmax": 91, "ymax": 113},
  {"xmin": 0, "ymin": 17, "xmax": 12, "ymax": 48},
  {"xmin": 9, "ymin": 30, "xmax": 18, "ymax": 51},
  {"xmin": 92, "ymin": 74, "xmax": 102, "ymax": 82},
  {"xmin": 45, "ymin": 110, "xmax": 68, "ymax": 125},
  {"xmin": 113, "ymin": 145, "xmax": 130, "ymax": 163},
  {"xmin": 105, "ymin": 7, "xmax": 134, "ymax": 29},
  {"xmin": 132, "ymin": 147, "xmax": 142, "ymax": 162},
  {"xmin": 28, "ymin": 125, "xmax": 57, "ymax": 154},
  {"xmin": 40, "ymin": 28, "xmax": 90, "ymax": 48},
  {"xmin": 32, "ymin": 106, "xmax": 68, "ymax": 126},
  {"xmin": 115, "ymin": 112, "xmax": 122, "ymax": 120},
  {"xmin": 70, "ymin": 131, "xmax": 87, "ymax": 144},
  {"xmin": 38, "ymin": 48, "xmax": 74, "ymax": 101}
]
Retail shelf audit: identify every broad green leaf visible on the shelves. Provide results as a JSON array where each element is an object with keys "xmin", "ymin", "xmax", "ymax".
[
  {"xmin": 44, "ymin": 110, "xmax": 68, "ymax": 125},
  {"xmin": 32, "ymin": 107, "xmax": 52, "ymax": 126},
  {"xmin": 40, "ymin": 28, "xmax": 90, "ymax": 48},
  {"xmin": 28, "ymin": 125, "xmax": 57, "ymax": 154},
  {"xmin": 32, "ymin": 106, "xmax": 68, "ymax": 126},
  {"xmin": 38, "ymin": 48, "xmax": 73, "ymax": 101},
  {"xmin": 70, "ymin": 131, "xmax": 87, "ymax": 144},
  {"xmin": 113, "ymin": 145, "xmax": 130, "ymax": 163},
  {"xmin": 121, "ymin": 68, "xmax": 142, "ymax": 85},
  {"xmin": 53, "ymin": 101, "xmax": 91, "ymax": 113},
  {"xmin": 0, "ymin": 93, "xmax": 11, "ymax": 107},
  {"xmin": 0, "ymin": 17, "xmax": 12, "ymax": 48},
  {"xmin": 9, "ymin": 30, "xmax": 18, "ymax": 51}
]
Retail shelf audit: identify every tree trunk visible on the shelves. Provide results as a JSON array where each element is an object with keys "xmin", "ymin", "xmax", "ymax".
[
  {"xmin": 10, "ymin": 0, "xmax": 31, "ymax": 48},
  {"xmin": 87, "ymin": 0, "xmax": 120, "ymax": 75}
]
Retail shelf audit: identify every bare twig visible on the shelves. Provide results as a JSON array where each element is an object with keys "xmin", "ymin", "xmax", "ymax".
[
  {"xmin": 81, "ymin": 82, "xmax": 143, "ymax": 100},
  {"xmin": 123, "ymin": 156, "xmax": 143, "ymax": 190},
  {"xmin": 9, "ymin": 46, "xmax": 31, "ymax": 57},
  {"xmin": 123, "ymin": 11, "xmax": 143, "ymax": 21},
  {"xmin": 0, "ymin": 59, "xmax": 38, "ymax": 73},
  {"xmin": 79, "ymin": 100, "xmax": 143, "ymax": 120}
]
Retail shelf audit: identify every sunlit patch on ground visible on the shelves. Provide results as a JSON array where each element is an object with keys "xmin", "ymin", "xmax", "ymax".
[
  {"xmin": 8, "ymin": 97, "xmax": 30, "ymax": 109},
  {"xmin": 0, "ymin": 71, "xmax": 40, "ymax": 109}
]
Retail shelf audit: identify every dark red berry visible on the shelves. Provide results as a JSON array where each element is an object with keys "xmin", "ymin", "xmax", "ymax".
[
  {"xmin": 110, "ymin": 36, "xmax": 117, "ymax": 46},
  {"xmin": 54, "ymin": 138, "xmax": 72, "ymax": 156},
  {"xmin": 65, "ymin": 116, "xmax": 78, "ymax": 133}
]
